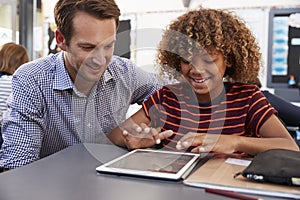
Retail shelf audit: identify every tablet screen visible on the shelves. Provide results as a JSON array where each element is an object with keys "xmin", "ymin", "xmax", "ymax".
[{"xmin": 96, "ymin": 149, "xmax": 199, "ymax": 180}]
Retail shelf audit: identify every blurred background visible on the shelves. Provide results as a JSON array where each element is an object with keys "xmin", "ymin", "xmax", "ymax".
[{"xmin": 0, "ymin": 0, "xmax": 300, "ymax": 102}]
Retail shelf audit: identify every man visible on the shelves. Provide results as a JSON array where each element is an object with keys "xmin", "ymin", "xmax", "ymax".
[{"xmin": 0, "ymin": 0, "xmax": 161, "ymax": 170}]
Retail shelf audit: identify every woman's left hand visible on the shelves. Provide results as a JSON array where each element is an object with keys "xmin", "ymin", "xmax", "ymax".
[{"xmin": 176, "ymin": 132, "xmax": 239, "ymax": 154}]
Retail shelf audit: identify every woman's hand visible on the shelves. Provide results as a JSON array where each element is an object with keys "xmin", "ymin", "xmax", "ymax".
[
  {"xmin": 176, "ymin": 132, "xmax": 239, "ymax": 154},
  {"xmin": 121, "ymin": 122, "xmax": 173, "ymax": 150}
]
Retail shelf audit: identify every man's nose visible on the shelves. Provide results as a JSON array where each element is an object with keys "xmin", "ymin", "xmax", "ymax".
[{"xmin": 92, "ymin": 49, "xmax": 106, "ymax": 64}]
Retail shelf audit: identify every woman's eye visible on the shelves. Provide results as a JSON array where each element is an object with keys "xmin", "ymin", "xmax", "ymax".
[
  {"xmin": 204, "ymin": 60, "xmax": 214, "ymax": 64},
  {"xmin": 181, "ymin": 58, "xmax": 190, "ymax": 64}
]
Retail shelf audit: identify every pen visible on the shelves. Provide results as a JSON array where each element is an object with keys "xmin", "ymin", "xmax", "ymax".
[{"xmin": 205, "ymin": 188, "xmax": 261, "ymax": 200}]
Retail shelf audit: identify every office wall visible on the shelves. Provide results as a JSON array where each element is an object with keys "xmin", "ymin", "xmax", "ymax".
[
  {"xmin": 116, "ymin": 0, "xmax": 300, "ymax": 88},
  {"xmin": 40, "ymin": 0, "xmax": 300, "ymax": 87}
]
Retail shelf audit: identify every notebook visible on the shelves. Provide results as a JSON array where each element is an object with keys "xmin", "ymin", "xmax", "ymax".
[
  {"xmin": 184, "ymin": 156, "xmax": 300, "ymax": 199},
  {"xmin": 96, "ymin": 148, "xmax": 200, "ymax": 180}
]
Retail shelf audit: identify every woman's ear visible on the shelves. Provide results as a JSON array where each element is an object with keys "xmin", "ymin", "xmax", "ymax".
[
  {"xmin": 55, "ymin": 30, "xmax": 67, "ymax": 51},
  {"xmin": 224, "ymin": 59, "xmax": 233, "ymax": 68},
  {"xmin": 224, "ymin": 59, "xmax": 234, "ymax": 76},
  {"xmin": 224, "ymin": 66, "xmax": 234, "ymax": 76}
]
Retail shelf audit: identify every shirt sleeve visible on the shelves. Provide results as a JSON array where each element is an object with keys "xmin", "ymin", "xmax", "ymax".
[
  {"xmin": 142, "ymin": 88, "xmax": 167, "ymax": 128},
  {"xmin": 246, "ymin": 87, "xmax": 277, "ymax": 136},
  {"xmin": 131, "ymin": 67, "xmax": 163, "ymax": 105},
  {"xmin": 0, "ymin": 70, "xmax": 45, "ymax": 169}
]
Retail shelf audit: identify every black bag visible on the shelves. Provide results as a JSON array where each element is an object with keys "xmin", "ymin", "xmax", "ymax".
[{"xmin": 235, "ymin": 149, "xmax": 300, "ymax": 186}]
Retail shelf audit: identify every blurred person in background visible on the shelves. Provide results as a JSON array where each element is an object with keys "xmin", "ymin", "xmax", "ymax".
[
  {"xmin": 0, "ymin": 42, "xmax": 29, "ymax": 147},
  {"xmin": 0, "ymin": 42, "xmax": 29, "ymax": 120}
]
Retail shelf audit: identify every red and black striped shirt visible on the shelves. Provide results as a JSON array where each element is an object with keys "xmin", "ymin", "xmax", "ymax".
[{"xmin": 142, "ymin": 82, "xmax": 277, "ymax": 151}]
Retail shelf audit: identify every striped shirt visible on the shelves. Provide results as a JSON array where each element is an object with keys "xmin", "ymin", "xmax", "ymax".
[
  {"xmin": 0, "ymin": 52, "xmax": 162, "ymax": 169},
  {"xmin": 142, "ymin": 82, "xmax": 277, "ymax": 151},
  {"xmin": 0, "ymin": 75, "xmax": 12, "ymax": 122}
]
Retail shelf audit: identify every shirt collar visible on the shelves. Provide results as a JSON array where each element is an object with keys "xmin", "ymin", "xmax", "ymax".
[
  {"xmin": 53, "ymin": 52, "xmax": 115, "ymax": 91},
  {"xmin": 102, "ymin": 65, "xmax": 113, "ymax": 84},
  {"xmin": 53, "ymin": 52, "xmax": 73, "ymax": 91},
  {"xmin": 98, "ymin": 57, "xmax": 116, "ymax": 87}
]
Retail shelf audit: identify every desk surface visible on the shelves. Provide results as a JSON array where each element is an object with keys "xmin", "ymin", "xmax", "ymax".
[{"xmin": 0, "ymin": 143, "xmax": 288, "ymax": 200}]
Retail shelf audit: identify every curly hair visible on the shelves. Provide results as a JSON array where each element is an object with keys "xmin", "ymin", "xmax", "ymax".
[{"xmin": 156, "ymin": 8, "xmax": 262, "ymax": 83}]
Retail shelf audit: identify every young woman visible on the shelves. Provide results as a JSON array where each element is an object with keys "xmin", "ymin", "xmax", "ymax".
[{"xmin": 109, "ymin": 8, "xmax": 299, "ymax": 156}]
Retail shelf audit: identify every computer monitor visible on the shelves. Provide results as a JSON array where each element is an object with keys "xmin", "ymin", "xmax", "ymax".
[{"xmin": 267, "ymin": 8, "xmax": 300, "ymax": 89}]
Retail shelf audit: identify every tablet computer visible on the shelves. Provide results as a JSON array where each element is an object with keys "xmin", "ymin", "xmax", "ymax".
[{"xmin": 96, "ymin": 149, "xmax": 200, "ymax": 180}]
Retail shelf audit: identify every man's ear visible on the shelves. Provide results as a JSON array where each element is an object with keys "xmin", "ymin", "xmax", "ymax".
[{"xmin": 55, "ymin": 30, "xmax": 67, "ymax": 51}]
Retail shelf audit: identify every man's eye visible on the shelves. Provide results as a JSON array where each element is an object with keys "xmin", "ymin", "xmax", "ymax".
[
  {"xmin": 104, "ymin": 44, "xmax": 113, "ymax": 50},
  {"xmin": 81, "ymin": 46, "xmax": 94, "ymax": 50}
]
